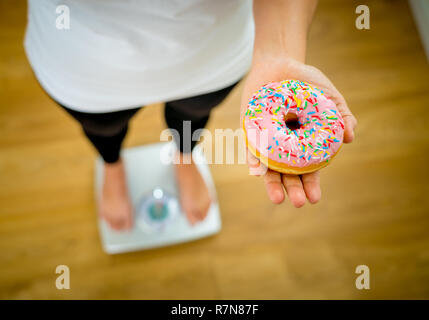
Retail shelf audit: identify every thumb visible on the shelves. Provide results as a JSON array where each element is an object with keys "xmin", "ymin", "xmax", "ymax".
[{"xmin": 247, "ymin": 149, "xmax": 267, "ymax": 176}]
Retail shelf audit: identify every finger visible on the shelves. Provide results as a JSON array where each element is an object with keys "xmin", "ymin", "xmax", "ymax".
[
  {"xmin": 301, "ymin": 171, "xmax": 321, "ymax": 204},
  {"xmin": 281, "ymin": 174, "xmax": 306, "ymax": 208},
  {"xmin": 247, "ymin": 149, "xmax": 266, "ymax": 176},
  {"xmin": 333, "ymin": 98, "xmax": 357, "ymax": 143},
  {"xmin": 295, "ymin": 65, "xmax": 357, "ymax": 144},
  {"xmin": 325, "ymin": 91, "xmax": 357, "ymax": 144},
  {"xmin": 343, "ymin": 115, "xmax": 357, "ymax": 143},
  {"xmin": 263, "ymin": 170, "xmax": 285, "ymax": 204}
]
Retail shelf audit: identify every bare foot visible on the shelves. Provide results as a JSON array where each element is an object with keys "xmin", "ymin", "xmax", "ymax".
[
  {"xmin": 99, "ymin": 158, "xmax": 133, "ymax": 231},
  {"xmin": 174, "ymin": 152, "xmax": 211, "ymax": 225}
]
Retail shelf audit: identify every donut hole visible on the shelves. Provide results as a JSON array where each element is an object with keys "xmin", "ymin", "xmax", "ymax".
[{"xmin": 284, "ymin": 113, "xmax": 301, "ymax": 131}]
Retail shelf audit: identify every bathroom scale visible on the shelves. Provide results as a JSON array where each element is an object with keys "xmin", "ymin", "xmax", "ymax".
[{"xmin": 95, "ymin": 142, "xmax": 221, "ymax": 254}]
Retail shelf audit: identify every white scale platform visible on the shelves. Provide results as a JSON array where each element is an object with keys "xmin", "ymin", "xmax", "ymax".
[{"xmin": 95, "ymin": 142, "xmax": 221, "ymax": 254}]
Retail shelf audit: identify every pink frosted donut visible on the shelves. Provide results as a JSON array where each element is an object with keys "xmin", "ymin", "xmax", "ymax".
[{"xmin": 243, "ymin": 79, "xmax": 344, "ymax": 174}]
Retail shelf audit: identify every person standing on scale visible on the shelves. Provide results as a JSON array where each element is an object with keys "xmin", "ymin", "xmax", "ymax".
[{"xmin": 24, "ymin": 0, "xmax": 357, "ymax": 230}]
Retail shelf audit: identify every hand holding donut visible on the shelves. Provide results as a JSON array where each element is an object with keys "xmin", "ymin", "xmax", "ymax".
[{"xmin": 240, "ymin": 57, "xmax": 357, "ymax": 207}]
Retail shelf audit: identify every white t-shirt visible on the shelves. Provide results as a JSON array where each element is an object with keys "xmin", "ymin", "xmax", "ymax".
[{"xmin": 24, "ymin": 0, "xmax": 254, "ymax": 113}]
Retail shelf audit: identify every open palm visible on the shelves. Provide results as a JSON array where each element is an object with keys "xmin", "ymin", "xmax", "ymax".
[{"xmin": 241, "ymin": 57, "xmax": 357, "ymax": 207}]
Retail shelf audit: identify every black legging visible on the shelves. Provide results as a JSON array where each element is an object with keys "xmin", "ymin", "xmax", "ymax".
[{"xmin": 60, "ymin": 81, "xmax": 239, "ymax": 163}]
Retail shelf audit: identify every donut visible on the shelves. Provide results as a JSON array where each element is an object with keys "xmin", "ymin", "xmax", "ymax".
[{"xmin": 243, "ymin": 79, "xmax": 344, "ymax": 175}]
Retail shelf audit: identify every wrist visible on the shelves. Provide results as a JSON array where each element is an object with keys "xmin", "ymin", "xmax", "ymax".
[
  {"xmin": 252, "ymin": 39, "xmax": 307, "ymax": 67},
  {"xmin": 252, "ymin": 20, "xmax": 308, "ymax": 65},
  {"xmin": 249, "ymin": 55, "xmax": 302, "ymax": 83}
]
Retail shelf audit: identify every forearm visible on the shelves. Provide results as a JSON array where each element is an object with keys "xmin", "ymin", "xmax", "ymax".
[{"xmin": 252, "ymin": 0, "xmax": 318, "ymax": 65}]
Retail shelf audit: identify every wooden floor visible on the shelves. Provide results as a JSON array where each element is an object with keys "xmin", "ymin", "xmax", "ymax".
[{"xmin": 1, "ymin": 0, "xmax": 429, "ymax": 299}]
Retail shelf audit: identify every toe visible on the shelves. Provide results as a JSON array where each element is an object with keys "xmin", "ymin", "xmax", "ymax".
[{"xmin": 185, "ymin": 209, "xmax": 198, "ymax": 225}]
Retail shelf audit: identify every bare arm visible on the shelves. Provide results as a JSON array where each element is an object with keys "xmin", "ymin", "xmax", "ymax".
[
  {"xmin": 242, "ymin": 0, "xmax": 357, "ymax": 207},
  {"xmin": 253, "ymin": 0, "xmax": 318, "ymax": 63}
]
